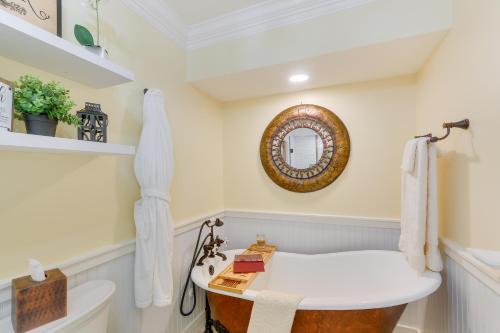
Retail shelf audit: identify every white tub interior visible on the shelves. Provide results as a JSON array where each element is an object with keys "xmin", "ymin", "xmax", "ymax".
[{"xmin": 192, "ymin": 249, "xmax": 441, "ymax": 310}]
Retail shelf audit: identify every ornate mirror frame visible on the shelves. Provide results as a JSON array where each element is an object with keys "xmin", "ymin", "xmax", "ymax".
[{"xmin": 260, "ymin": 104, "xmax": 350, "ymax": 193}]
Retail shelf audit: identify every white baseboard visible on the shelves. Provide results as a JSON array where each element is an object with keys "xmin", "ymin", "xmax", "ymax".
[
  {"xmin": 394, "ymin": 324, "xmax": 421, "ymax": 333},
  {"xmin": 181, "ymin": 311, "xmax": 205, "ymax": 333}
]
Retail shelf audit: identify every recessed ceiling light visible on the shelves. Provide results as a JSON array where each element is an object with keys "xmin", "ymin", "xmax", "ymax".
[{"xmin": 289, "ymin": 74, "xmax": 309, "ymax": 83}]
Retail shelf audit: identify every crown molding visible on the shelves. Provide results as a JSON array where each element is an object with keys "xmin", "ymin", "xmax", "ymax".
[
  {"xmin": 120, "ymin": 0, "xmax": 187, "ymax": 48},
  {"xmin": 120, "ymin": 0, "xmax": 375, "ymax": 50},
  {"xmin": 186, "ymin": 0, "xmax": 375, "ymax": 50}
]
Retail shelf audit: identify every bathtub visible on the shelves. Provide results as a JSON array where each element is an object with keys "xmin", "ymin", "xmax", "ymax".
[{"xmin": 192, "ymin": 249, "xmax": 441, "ymax": 333}]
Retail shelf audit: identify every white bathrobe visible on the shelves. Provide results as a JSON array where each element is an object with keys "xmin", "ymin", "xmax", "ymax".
[
  {"xmin": 134, "ymin": 90, "xmax": 174, "ymax": 308},
  {"xmin": 400, "ymin": 138, "xmax": 443, "ymax": 273}
]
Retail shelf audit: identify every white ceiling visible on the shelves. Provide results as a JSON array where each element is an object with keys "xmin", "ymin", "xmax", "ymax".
[
  {"xmin": 192, "ymin": 31, "xmax": 448, "ymax": 101},
  {"xmin": 162, "ymin": 0, "xmax": 267, "ymax": 25},
  {"xmin": 126, "ymin": 0, "xmax": 452, "ymax": 101}
]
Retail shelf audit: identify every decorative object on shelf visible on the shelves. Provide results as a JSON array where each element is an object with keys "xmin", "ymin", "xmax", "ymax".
[
  {"xmin": 0, "ymin": 78, "xmax": 13, "ymax": 132},
  {"xmin": 0, "ymin": 0, "xmax": 61, "ymax": 36},
  {"xmin": 260, "ymin": 104, "xmax": 350, "ymax": 193},
  {"xmin": 77, "ymin": 102, "xmax": 108, "ymax": 143},
  {"xmin": 13, "ymin": 75, "xmax": 79, "ymax": 137},
  {"xmin": 74, "ymin": 0, "xmax": 108, "ymax": 58}
]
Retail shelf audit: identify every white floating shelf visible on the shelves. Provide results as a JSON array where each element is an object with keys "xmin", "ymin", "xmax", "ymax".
[
  {"xmin": 0, "ymin": 11, "xmax": 134, "ymax": 88},
  {"xmin": 0, "ymin": 132, "xmax": 135, "ymax": 156}
]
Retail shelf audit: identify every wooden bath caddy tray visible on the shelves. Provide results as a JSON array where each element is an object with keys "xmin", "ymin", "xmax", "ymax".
[{"xmin": 208, "ymin": 244, "xmax": 276, "ymax": 294}]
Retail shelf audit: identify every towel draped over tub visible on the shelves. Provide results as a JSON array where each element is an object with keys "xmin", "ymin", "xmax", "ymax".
[
  {"xmin": 134, "ymin": 89, "xmax": 175, "ymax": 308},
  {"xmin": 248, "ymin": 290, "xmax": 304, "ymax": 333}
]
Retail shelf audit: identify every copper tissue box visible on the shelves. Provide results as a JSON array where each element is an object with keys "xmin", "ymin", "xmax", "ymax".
[{"xmin": 11, "ymin": 269, "xmax": 67, "ymax": 333}]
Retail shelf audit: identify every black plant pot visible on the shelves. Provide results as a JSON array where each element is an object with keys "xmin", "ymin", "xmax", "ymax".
[{"xmin": 23, "ymin": 114, "xmax": 58, "ymax": 137}]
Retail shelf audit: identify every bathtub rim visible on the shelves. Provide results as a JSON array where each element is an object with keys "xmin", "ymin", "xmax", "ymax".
[{"xmin": 192, "ymin": 249, "xmax": 442, "ymax": 311}]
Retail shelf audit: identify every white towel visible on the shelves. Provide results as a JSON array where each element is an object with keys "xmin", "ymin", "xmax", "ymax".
[
  {"xmin": 399, "ymin": 138, "xmax": 443, "ymax": 273},
  {"xmin": 247, "ymin": 290, "xmax": 303, "ymax": 333},
  {"xmin": 426, "ymin": 144, "xmax": 442, "ymax": 271}
]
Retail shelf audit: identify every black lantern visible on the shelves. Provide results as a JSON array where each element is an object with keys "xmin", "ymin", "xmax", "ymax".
[{"xmin": 77, "ymin": 102, "xmax": 108, "ymax": 143}]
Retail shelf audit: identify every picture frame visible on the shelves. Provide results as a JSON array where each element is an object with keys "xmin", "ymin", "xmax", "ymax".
[
  {"xmin": 0, "ymin": 0, "xmax": 62, "ymax": 37},
  {"xmin": 0, "ymin": 78, "xmax": 14, "ymax": 132}
]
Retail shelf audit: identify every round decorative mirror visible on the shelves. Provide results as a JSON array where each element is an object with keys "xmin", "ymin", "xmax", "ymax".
[{"xmin": 260, "ymin": 104, "xmax": 350, "ymax": 192}]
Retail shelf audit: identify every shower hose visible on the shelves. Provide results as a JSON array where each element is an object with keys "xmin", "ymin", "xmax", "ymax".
[{"xmin": 180, "ymin": 220, "xmax": 215, "ymax": 316}]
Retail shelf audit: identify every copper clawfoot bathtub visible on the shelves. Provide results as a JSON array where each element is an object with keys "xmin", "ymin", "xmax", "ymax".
[{"xmin": 192, "ymin": 250, "xmax": 441, "ymax": 333}]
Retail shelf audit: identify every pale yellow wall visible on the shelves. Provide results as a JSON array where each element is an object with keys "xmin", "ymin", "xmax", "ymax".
[
  {"xmin": 0, "ymin": 1, "xmax": 224, "ymax": 279},
  {"xmin": 4, "ymin": 0, "xmax": 497, "ymax": 283},
  {"xmin": 416, "ymin": 0, "xmax": 500, "ymax": 250},
  {"xmin": 222, "ymin": 76, "xmax": 416, "ymax": 218}
]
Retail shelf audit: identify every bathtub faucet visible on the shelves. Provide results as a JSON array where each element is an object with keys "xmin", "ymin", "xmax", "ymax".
[
  {"xmin": 181, "ymin": 218, "xmax": 226, "ymax": 318},
  {"xmin": 196, "ymin": 219, "xmax": 227, "ymax": 266}
]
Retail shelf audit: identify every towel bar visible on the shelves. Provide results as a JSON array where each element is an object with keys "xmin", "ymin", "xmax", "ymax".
[{"xmin": 415, "ymin": 119, "xmax": 469, "ymax": 143}]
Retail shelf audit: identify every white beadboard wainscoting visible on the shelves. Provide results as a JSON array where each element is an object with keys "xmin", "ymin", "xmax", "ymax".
[
  {"xmin": 1, "ymin": 210, "xmax": 499, "ymax": 333},
  {"xmin": 222, "ymin": 210, "xmax": 424, "ymax": 333},
  {"xmin": 0, "ymin": 211, "xmax": 224, "ymax": 333},
  {"xmin": 140, "ymin": 211, "xmax": 225, "ymax": 333},
  {"xmin": 222, "ymin": 210, "xmax": 500, "ymax": 333},
  {"xmin": 418, "ymin": 253, "xmax": 500, "ymax": 333},
  {"xmin": 439, "ymin": 239, "xmax": 500, "ymax": 333},
  {"xmin": 222, "ymin": 210, "xmax": 401, "ymax": 254}
]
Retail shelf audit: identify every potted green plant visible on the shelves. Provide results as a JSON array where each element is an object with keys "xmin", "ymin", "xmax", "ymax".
[{"xmin": 14, "ymin": 75, "xmax": 80, "ymax": 137}]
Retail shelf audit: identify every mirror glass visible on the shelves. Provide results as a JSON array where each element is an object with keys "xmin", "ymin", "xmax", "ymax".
[{"xmin": 280, "ymin": 128, "xmax": 324, "ymax": 169}]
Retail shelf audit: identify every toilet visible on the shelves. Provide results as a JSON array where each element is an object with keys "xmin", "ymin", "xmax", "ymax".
[{"xmin": 0, "ymin": 280, "xmax": 115, "ymax": 333}]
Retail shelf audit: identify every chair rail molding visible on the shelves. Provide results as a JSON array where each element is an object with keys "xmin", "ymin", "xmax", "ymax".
[
  {"xmin": 2, "ymin": 211, "xmax": 499, "ymax": 332},
  {"xmin": 224, "ymin": 209, "xmax": 401, "ymax": 229},
  {"xmin": 0, "ymin": 209, "xmax": 432, "ymax": 333},
  {"xmin": 0, "ymin": 210, "xmax": 224, "ymax": 307},
  {"xmin": 442, "ymin": 238, "xmax": 500, "ymax": 295}
]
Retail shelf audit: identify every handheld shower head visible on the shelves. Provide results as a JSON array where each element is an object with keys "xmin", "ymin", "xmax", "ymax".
[{"xmin": 214, "ymin": 218, "xmax": 224, "ymax": 227}]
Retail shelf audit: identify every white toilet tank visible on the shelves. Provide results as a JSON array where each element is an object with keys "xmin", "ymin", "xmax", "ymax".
[{"xmin": 0, "ymin": 280, "xmax": 116, "ymax": 333}]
